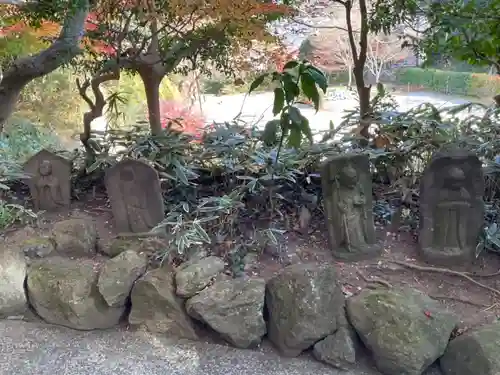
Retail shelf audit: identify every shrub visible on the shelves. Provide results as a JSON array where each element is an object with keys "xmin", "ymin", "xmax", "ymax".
[
  {"xmin": 158, "ymin": 100, "xmax": 205, "ymax": 140},
  {"xmin": 395, "ymin": 67, "xmax": 500, "ymax": 98},
  {"xmin": 0, "ymin": 118, "xmax": 62, "ymax": 165}
]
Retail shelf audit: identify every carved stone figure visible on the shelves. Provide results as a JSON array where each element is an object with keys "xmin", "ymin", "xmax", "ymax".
[
  {"xmin": 419, "ymin": 149, "xmax": 484, "ymax": 265},
  {"xmin": 24, "ymin": 149, "xmax": 71, "ymax": 212},
  {"xmin": 321, "ymin": 154, "xmax": 380, "ymax": 261},
  {"xmin": 105, "ymin": 159, "xmax": 164, "ymax": 233}
]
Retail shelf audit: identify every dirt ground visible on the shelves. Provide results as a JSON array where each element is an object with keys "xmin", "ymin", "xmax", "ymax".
[{"xmin": 5, "ymin": 191, "xmax": 500, "ymax": 337}]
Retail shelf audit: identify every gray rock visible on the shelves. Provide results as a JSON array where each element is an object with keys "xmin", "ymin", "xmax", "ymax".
[
  {"xmin": 129, "ymin": 268, "xmax": 198, "ymax": 340},
  {"xmin": 0, "ymin": 244, "xmax": 27, "ymax": 317},
  {"xmin": 186, "ymin": 278, "xmax": 266, "ymax": 348},
  {"xmin": 440, "ymin": 322, "xmax": 500, "ymax": 375},
  {"xmin": 347, "ymin": 287, "xmax": 458, "ymax": 375},
  {"xmin": 20, "ymin": 236, "xmax": 55, "ymax": 259},
  {"xmin": 313, "ymin": 327, "xmax": 357, "ymax": 370},
  {"xmin": 175, "ymin": 256, "xmax": 225, "ymax": 298},
  {"xmin": 265, "ymin": 263, "xmax": 345, "ymax": 357},
  {"xmin": 97, "ymin": 250, "xmax": 148, "ymax": 307},
  {"xmin": 26, "ymin": 257, "xmax": 124, "ymax": 330},
  {"xmin": 52, "ymin": 218, "xmax": 97, "ymax": 256}
]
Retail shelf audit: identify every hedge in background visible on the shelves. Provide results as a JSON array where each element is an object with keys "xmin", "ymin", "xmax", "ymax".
[{"xmin": 395, "ymin": 68, "xmax": 500, "ymax": 98}]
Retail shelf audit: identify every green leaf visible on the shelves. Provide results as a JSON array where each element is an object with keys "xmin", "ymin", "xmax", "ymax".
[
  {"xmin": 300, "ymin": 72, "xmax": 320, "ymax": 112},
  {"xmin": 288, "ymin": 106, "xmax": 313, "ymax": 144},
  {"xmin": 193, "ymin": 222, "xmax": 211, "ymax": 243},
  {"xmin": 287, "ymin": 126, "xmax": 302, "ymax": 148},
  {"xmin": 272, "ymin": 87, "xmax": 285, "ymax": 116},
  {"xmin": 305, "ymin": 66, "xmax": 328, "ymax": 93},
  {"xmin": 249, "ymin": 73, "xmax": 268, "ymax": 94},
  {"xmin": 282, "ymin": 74, "xmax": 300, "ymax": 103},
  {"xmin": 283, "ymin": 60, "xmax": 300, "ymax": 70}
]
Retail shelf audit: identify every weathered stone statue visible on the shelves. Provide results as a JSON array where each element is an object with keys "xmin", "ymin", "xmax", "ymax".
[
  {"xmin": 321, "ymin": 154, "xmax": 380, "ymax": 261},
  {"xmin": 24, "ymin": 149, "xmax": 71, "ymax": 211},
  {"xmin": 419, "ymin": 149, "xmax": 484, "ymax": 265},
  {"xmin": 105, "ymin": 159, "xmax": 165, "ymax": 233}
]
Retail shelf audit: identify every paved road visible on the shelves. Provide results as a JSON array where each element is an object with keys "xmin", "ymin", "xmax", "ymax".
[
  {"xmin": 0, "ymin": 320, "xmax": 381, "ymax": 375},
  {"xmin": 200, "ymin": 91, "xmax": 478, "ymax": 137}
]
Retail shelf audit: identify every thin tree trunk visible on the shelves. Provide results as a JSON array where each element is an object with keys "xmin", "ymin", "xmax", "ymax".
[
  {"xmin": 140, "ymin": 72, "xmax": 163, "ymax": 135},
  {"xmin": 0, "ymin": 0, "xmax": 90, "ymax": 131}
]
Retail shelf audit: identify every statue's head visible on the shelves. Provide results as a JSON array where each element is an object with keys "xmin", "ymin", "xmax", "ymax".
[
  {"xmin": 339, "ymin": 165, "xmax": 357, "ymax": 187},
  {"xmin": 446, "ymin": 166, "xmax": 465, "ymax": 189},
  {"xmin": 120, "ymin": 168, "xmax": 134, "ymax": 182},
  {"xmin": 39, "ymin": 160, "xmax": 52, "ymax": 176}
]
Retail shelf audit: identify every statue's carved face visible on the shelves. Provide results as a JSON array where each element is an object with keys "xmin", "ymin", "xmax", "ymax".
[
  {"xmin": 445, "ymin": 166, "xmax": 465, "ymax": 189},
  {"xmin": 120, "ymin": 169, "xmax": 135, "ymax": 182},
  {"xmin": 39, "ymin": 160, "xmax": 52, "ymax": 176},
  {"xmin": 339, "ymin": 165, "xmax": 358, "ymax": 187}
]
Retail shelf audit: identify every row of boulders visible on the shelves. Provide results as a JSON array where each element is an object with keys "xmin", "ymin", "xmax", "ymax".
[{"xmin": 1, "ymin": 217, "xmax": 500, "ymax": 375}]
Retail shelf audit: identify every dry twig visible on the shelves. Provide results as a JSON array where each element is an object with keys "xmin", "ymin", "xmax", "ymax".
[{"xmin": 390, "ymin": 260, "xmax": 500, "ymax": 297}]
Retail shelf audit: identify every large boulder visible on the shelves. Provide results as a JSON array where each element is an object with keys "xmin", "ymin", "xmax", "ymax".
[
  {"xmin": 52, "ymin": 218, "xmax": 98, "ymax": 256},
  {"xmin": 265, "ymin": 263, "xmax": 345, "ymax": 357},
  {"xmin": 129, "ymin": 269, "xmax": 198, "ymax": 340},
  {"xmin": 440, "ymin": 322, "xmax": 500, "ymax": 375},
  {"xmin": 97, "ymin": 250, "xmax": 148, "ymax": 307},
  {"xmin": 175, "ymin": 256, "xmax": 225, "ymax": 298},
  {"xmin": 186, "ymin": 278, "xmax": 266, "ymax": 348},
  {"xmin": 347, "ymin": 287, "xmax": 458, "ymax": 375},
  {"xmin": 26, "ymin": 257, "xmax": 124, "ymax": 330}
]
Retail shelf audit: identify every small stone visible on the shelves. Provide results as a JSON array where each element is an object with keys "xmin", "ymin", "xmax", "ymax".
[
  {"xmin": 129, "ymin": 269, "xmax": 198, "ymax": 340},
  {"xmin": 186, "ymin": 278, "xmax": 266, "ymax": 349},
  {"xmin": 52, "ymin": 218, "xmax": 98, "ymax": 256},
  {"xmin": 175, "ymin": 256, "xmax": 225, "ymax": 298},
  {"xmin": 313, "ymin": 327, "xmax": 356, "ymax": 370},
  {"xmin": 97, "ymin": 250, "xmax": 148, "ymax": 307}
]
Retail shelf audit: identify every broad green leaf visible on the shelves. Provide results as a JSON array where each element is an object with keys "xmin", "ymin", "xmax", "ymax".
[
  {"xmin": 287, "ymin": 126, "xmax": 302, "ymax": 148},
  {"xmin": 305, "ymin": 66, "xmax": 328, "ymax": 93},
  {"xmin": 283, "ymin": 60, "xmax": 300, "ymax": 70},
  {"xmin": 289, "ymin": 106, "xmax": 313, "ymax": 144},
  {"xmin": 249, "ymin": 73, "xmax": 268, "ymax": 94},
  {"xmin": 282, "ymin": 74, "xmax": 300, "ymax": 103},
  {"xmin": 300, "ymin": 72, "xmax": 320, "ymax": 112},
  {"xmin": 273, "ymin": 87, "xmax": 285, "ymax": 116}
]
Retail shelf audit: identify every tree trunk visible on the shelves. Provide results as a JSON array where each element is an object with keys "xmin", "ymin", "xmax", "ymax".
[
  {"xmin": 140, "ymin": 72, "xmax": 163, "ymax": 135},
  {"xmin": 0, "ymin": 0, "xmax": 90, "ymax": 131},
  {"xmin": 348, "ymin": 67, "xmax": 353, "ymax": 87}
]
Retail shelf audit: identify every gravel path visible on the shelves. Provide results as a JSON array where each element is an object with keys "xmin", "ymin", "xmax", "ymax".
[{"xmin": 0, "ymin": 320, "xmax": 383, "ymax": 375}]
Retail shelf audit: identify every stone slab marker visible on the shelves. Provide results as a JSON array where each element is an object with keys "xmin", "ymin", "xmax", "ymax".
[
  {"xmin": 321, "ymin": 153, "xmax": 380, "ymax": 261},
  {"xmin": 24, "ymin": 149, "xmax": 71, "ymax": 212},
  {"xmin": 105, "ymin": 159, "xmax": 164, "ymax": 233},
  {"xmin": 419, "ymin": 149, "xmax": 484, "ymax": 265}
]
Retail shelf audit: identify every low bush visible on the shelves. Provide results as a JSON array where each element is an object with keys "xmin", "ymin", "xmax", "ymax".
[{"xmin": 395, "ymin": 68, "xmax": 500, "ymax": 98}]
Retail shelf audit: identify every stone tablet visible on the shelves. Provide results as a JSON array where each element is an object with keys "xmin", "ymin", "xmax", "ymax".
[
  {"xmin": 105, "ymin": 159, "xmax": 164, "ymax": 233},
  {"xmin": 419, "ymin": 149, "xmax": 484, "ymax": 265},
  {"xmin": 321, "ymin": 153, "xmax": 380, "ymax": 261},
  {"xmin": 24, "ymin": 149, "xmax": 71, "ymax": 212}
]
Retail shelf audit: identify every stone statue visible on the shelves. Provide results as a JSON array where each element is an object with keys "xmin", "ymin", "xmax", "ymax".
[
  {"xmin": 419, "ymin": 149, "xmax": 484, "ymax": 265},
  {"xmin": 321, "ymin": 154, "xmax": 380, "ymax": 261},
  {"xmin": 105, "ymin": 159, "xmax": 165, "ymax": 233},
  {"xmin": 24, "ymin": 150, "xmax": 71, "ymax": 212}
]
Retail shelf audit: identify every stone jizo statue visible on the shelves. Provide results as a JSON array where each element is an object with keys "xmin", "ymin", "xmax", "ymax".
[
  {"xmin": 419, "ymin": 149, "xmax": 484, "ymax": 265},
  {"xmin": 321, "ymin": 154, "xmax": 380, "ymax": 261}
]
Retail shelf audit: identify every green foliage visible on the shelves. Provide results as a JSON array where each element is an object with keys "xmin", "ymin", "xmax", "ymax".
[
  {"xmin": 395, "ymin": 68, "xmax": 500, "ymax": 98},
  {"xmin": 421, "ymin": 0, "xmax": 500, "ymax": 71},
  {"xmin": 0, "ymin": 118, "xmax": 62, "ymax": 165},
  {"xmin": 14, "ymin": 69, "xmax": 85, "ymax": 134},
  {"xmin": 106, "ymin": 74, "xmax": 181, "ymax": 127},
  {"xmin": 250, "ymin": 60, "xmax": 328, "ymax": 150}
]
